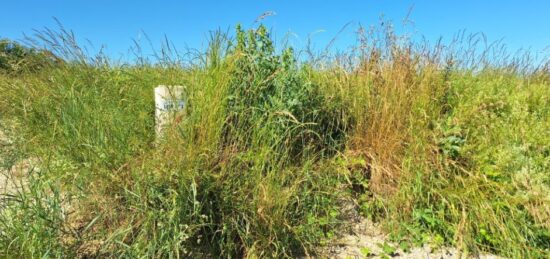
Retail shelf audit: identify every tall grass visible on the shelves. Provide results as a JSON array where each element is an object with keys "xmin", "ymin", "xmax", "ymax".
[{"xmin": 0, "ymin": 21, "xmax": 549, "ymax": 258}]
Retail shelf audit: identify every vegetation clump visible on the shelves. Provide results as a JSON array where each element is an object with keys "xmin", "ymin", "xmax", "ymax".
[{"xmin": 0, "ymin": 22, "xmax": 549, "ymax": 258}]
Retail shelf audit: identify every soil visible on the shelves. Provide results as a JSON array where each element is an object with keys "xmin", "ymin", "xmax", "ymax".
[
  {"xmin": 319, "ymin": 217, "xmax": 504, "ymax": 259},
  {"xmin": 0, "ymin": 124, "xmax": 29, "ymax": 196}
]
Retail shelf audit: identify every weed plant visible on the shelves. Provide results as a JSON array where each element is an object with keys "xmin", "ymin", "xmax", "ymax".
[{"xmin": 0, "ymin": 22, "xmax": 549, "ymax": 258}]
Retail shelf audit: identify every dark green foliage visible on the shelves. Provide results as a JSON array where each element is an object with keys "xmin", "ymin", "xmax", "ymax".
[
  {"xmin": 223, "ymin": 25, "xmax": 346, "ymax": 161},
  {"xmin": 0, "ymin": 39, "xmax": 58, "ymax": 74}
]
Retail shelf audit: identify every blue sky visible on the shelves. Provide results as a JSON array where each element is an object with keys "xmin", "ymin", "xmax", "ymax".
[{"xmin": 1, "ymin": 1, "xmax": 549, "ymax": 60}]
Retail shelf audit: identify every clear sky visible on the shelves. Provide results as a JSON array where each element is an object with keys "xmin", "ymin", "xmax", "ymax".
[{"xmin": 1, "ymin": 1, "xmax": 549, "ymax": 60}]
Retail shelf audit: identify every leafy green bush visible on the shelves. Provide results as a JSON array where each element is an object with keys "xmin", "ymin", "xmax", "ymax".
[
  {"xmin": 223, "ymin": 25, "xmax": 346, "ymax": 161},
  {"xmin": 0, "ymin": 39, "xmax": 58, "ymax": 74}
]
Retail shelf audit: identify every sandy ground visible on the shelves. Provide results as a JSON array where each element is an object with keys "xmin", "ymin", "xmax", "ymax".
[
  {"xmin": 319, "ymin": 217, "xmax": 504, "ymax": 259},
  {"xmin": 312, "ymin": 196, "xmax": 505, "ymax": 259},
  {"xmin": 0, "ymin": 124, "xmax": 29, "ymax": 197},
  {"xmin": 0, "ymin": 160, "xmax": 30, "ymax": 196},
  {"xmin": 0, "ymin": 126, "xmax": 11, "ymax": 195}
]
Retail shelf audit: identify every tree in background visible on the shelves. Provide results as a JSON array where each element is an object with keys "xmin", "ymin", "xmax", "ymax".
[{"xmin": 0, "ymin": 38, "xmax": 59, "ymax": 73}]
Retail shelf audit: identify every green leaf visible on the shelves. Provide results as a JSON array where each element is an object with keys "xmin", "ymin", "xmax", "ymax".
[{"xmin": 360, "ymin": 247, "xmax": 371, "ymax": 257}]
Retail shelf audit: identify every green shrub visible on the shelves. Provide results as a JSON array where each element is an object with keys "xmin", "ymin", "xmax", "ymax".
[{"xmin": 222, "ymin": 25, "xmax": 346, "ymax": 161}]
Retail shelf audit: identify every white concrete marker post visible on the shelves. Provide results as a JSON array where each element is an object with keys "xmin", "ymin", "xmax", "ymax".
[{"xmin": 154, "ymin": 85, "xmax": 185, "ymax": 140}]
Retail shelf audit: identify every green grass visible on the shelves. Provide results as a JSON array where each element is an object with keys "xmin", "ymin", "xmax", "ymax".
[{"xmin": 0, "ymin": 23, "xmax": 549, "ymax": 258}]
